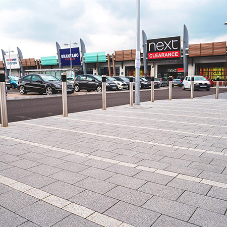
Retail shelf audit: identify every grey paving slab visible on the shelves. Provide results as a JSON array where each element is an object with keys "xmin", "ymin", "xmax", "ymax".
[
  {"xmin": 104, "ymin": 201, "xmax": 160, "ymax": 227},
  {"xmin": 37, "ymin": 156, "xmax": 67, "ymax": 166},
  {"xmin": 138, "ymin": 181, "xmax": 184, "ymax": 201},
  {"xmin": 134, "ymin": 171, "xmax": 174, "ymax": 185},
  {"xmin": 41, "ymin": 181, "xmax": 84, "ymax": 199},
  {"xmin": 79, "ymin": 167, "xmax": 116, "ymax": 180},
  {"xmin": 50, "ymin": 170, "xmax": 87, "ymax": 185},
  {"xmin": 152, "ymin": 215, "xmax": 198, "ymax": 227},
  {"xmin": 17, "ymin": 221, "xmax": 39, "ymax": 227},
  {"xmin": 0, "ymin": 183, "xmax": 13, "ymax": 195},
  {"xmin": 81, "ymin": 159, "xmax": 115, "ymax": 169},
  {"xmin": 61, "ymin": 154, "xmax": 89, "ymax": 163},
  {"xmin": 167, "ymin": 178, "xmax": 211, "ymax": 195},
  {"xmin": 69, "ymin": 190, "xmax": 118, "ymax": 213},
  {"xmin": 28, "ymin": 164, "xmax": 62, "ymax": 176},
  {"xmin": 142, "ymin": 196, "xmax": 196, "ymax": 222},
  {"xmin": 105, "ymin": 185, "xmax": 152, "ymax": 206},
  {"xmin": 1, "ymin": 166, "xmax": 33, "ymax": 180},
  {"xmin": 0, "ymin": 206, "xmax": 27, "ymax": 227},
  {"xmin": 189, "ymin": 208, "xmax": 227, "ymax": 227},
  {"xmin": 10, "ymin": 159, "xmax": 40, "ymax": 170},
  {"xmin": 0, "ymin": 161, "xmax": 12, "ymax": 171},
  {"xmin": 199, "ymin": 171, "xmax": 227, "ymax": 184},
  {"xmin": 160, "ymin": 156, "xmax": 192, "ymax": 167},
  {"xmin": 75, "ymin": 177, "xmax": 117, "ymax": 194},
  {"xmin": 0, "ymin": 153, "xmax": 22, "ymax": 163},
  {"xmin": 16, "ymin": 201, "xmax": 71, "ymax": 227},
  {"xmin": 178, "ymin": 191, "xmax": 227, "ymax": 214},
  {"xmin": 136, "ymin": 159, "xmax": 170, "ymax": 169},
  {"xmin": 52, "ymin": 214, "xmax": 102, "ymax": 227},
  {"xmin": 0, "ymin": 189, "xmax": 38, "ymax": 212},
  {"xmin": 105, "ymin": 164, "xmax": 142, "ymax": 177},
  {"xmin": 52, "ymin": 161, "xmax": 89, "ymax": 173},
  {"xmin": 19, "ymin": 172, "xmax": 57, "ymax": 188},
  {"xmin": 106, "ymin": 174, "xmax": 147, "ymax": 190},
  {"xmin": 207, "ymin": 186, "xmax": 227, "ymax": 201}
]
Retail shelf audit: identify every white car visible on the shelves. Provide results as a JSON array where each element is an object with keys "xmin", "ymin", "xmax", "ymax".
[
  {"xmin": 107, "ymin": 76, "xmax": 128, "ymax": 90},
  {"xmin": 182, "ymin": 76, "xmax": 210, "ymax": 91}
]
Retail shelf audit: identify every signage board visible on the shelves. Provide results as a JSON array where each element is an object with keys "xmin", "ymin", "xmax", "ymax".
[
  {"xmin": 59, "ymin": 47, "xmax": 81, "ymax": 66},
  {"xmin": 5, "ymin": 54, "xmax": 20, "ymax": 69},
  {"xmin": 147, "ymin": 36, "xmax": 181, "ymax": 60}
]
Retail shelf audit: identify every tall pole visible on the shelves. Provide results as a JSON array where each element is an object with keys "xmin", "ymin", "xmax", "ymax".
[
  {"xmin": 9, "ymin": 48, "xmax": 11, "ymax": 77},
  {"xmin": 135, "ymin": 0, "xmax": 140, "ymax": 105},
  {"xmin": 70, "ymin": 39, "xmax": 72, "ymax": 76}
]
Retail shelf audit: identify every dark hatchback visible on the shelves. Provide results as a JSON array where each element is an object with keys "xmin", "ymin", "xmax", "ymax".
[
  {"xmin": 74, "ymin": 74, "xmax": 118, "ymax": 92},
  {"xmin": 18, "ymin": 74, "xmax": 74, "ymax": 95}
]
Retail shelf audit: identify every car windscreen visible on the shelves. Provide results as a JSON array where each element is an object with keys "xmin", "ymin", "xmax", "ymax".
[
  {"xmin": 154, "ymin": 78, "xmax": 160, "ymax": 81},
  {"xmin": 107, "ymin": 77, "xmax": 117, "ymax": 81},
  {"xmin": 93, "ymin": 75, "xmax": 102, "ymax": 81},
  {"xmin": 140, "ymin": 78, "xmax": 148, "ymax": 81},
  {"xmin": 194, "ymin": 76, "xmax": 207, "ymax": 81},
  {"xmin": 173, "ymin": 79, "xmax": 180, "ymax": 81},
  {"xmin": 120, "ymin": 77, "xmax": 129, "ymax": 82},
  {"xmin": 40, "ymin": 75, "xmax": 59, "ymax": 82},
  {"xmin": 10, "ymin": 76, "xmax": 19, "ymax": 81}
]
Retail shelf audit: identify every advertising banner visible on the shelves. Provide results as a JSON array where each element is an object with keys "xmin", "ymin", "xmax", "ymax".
[
  {"xmin": 5, "ymin": 54, "xmax": 20, "ymax": 69},
  {"xmin": 59, "ymin": 47, "xmax": 81, "ymax": 66},
  {"xmin": 147, "ymin": 36, "xmax": 181, "ymax": 60}
]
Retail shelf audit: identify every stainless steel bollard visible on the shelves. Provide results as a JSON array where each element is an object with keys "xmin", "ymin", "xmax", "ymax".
[
  {"xmin": 151, "ymin": 77, "xmax": 154, "ymax": 102},
  {"xmin": 191, "ymin": 76, "xmax": 194, "ymax": 99},
  {"xmin": 168, "ymin": 77, "xmax": 172, "ymax": 100},
  {"xmin": 216, "ymin": 78, "xmax": 219, "ymax": 99},
  {"xmin": 61, "ymin": 73, "xmax": 68, "ymax": 117},
  {"xmin": 102, "ymin": 75, "xmax": 106, "ymax": 110},
  {"xmin": 129, "ymin": 77, "xmax": 133, "ymax": 106},
  {"xmin": 0, "ymin": 73, "xmax": 8, "ymax": 127}
]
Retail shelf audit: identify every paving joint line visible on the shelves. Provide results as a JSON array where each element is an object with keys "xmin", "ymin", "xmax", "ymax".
[{"xmin": 0, "ymin": 134, "xmax": 227, "ymax": 190}]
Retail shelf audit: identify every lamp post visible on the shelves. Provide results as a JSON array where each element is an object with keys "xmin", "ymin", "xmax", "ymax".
[
  {"xmin": 5, "ymin": 48, "xmax": 14, "ymax": 77},
  {"xmin": 224, "ymin": 22, "xmax": 227, "ymax": 86},
  {"xmin": 64, "ymin": 40, "xmax": 77, "ymax": 77}
]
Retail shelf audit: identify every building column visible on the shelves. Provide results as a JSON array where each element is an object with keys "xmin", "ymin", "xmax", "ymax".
[{"xmin": 120, "ymin": 63, "xmax": 125, "ymax": 76}]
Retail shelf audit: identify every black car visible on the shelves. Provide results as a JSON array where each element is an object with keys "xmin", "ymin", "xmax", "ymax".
[
  {"xmin": 143, "ymin": 76, "xmax": 160, "ymax": 88},
  {"xmin": 18, "ymin": 74, "xmax": 74, "ymax": 95},
  {"xmin": 140, "ymin": 77, "xmax": 151, "ymax": 89},
  {"xmin": 73, "ymin": 74, "xmax": 118, "ymax": 92}
]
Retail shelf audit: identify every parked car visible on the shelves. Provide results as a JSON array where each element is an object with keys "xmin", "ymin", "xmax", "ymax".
[
  {"xmin": 9, "ymin": 76, "xmax": 19, "ymax": 89},
  {"xmin": 66, "ymin": 77, "xmax": 74, "ymax": 85},
  {"xmin": 107, "ymin": 76, "xmax": 128, "ymax": 90},
  {"xmin": 125, "ymin": 77, "xmax": 141, "ymax": 89},
  {"xmin": 5, "ymin": 75, "xmax": 11, "ymax": 90},
  {"xmin": 74, "ymin": 74, "xmax": 118, "ymax": 92},
  {"xmin": 172, "ymin": 79, "xmax": 183, "ymax": 87},
  {"xmin": 113, "ymin": 76, "xmax": 130, "ymax": 89},
  {"xmin": 155, "ymin": 78, "xmax": 168, "ymax": 87},
  {"xmin": 144, "ymin": 76, "xmax": 160, "ymax": 88},
  {"xmin": 139, "ymin": 77, "xmax": 151, "ymax": 89},
  {"xmin": 182, "ymin": 76, "xmax": 210, "ymax": 91},
  {"xmin": 205, "ymin": 77, "xmax": 214, "ymax": 87},
  {"xmin": 18, "ymin": 74, "xmax": 74, "ymax": 95}
]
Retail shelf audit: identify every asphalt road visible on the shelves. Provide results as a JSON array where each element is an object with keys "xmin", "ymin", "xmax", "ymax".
[{"xmin": 4, "ymin": 87, "xmax": 227, "ymax": 122}]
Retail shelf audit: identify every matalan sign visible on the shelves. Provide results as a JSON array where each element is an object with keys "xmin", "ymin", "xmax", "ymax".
[{"xmin": 147, "ymin": 36, "xmax": 181, "ymax": 60}]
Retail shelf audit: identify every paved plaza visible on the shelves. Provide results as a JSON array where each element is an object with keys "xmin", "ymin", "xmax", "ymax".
[{"xmin": 0, "ymin": 93, "xmax": 227, "ymax": 226}]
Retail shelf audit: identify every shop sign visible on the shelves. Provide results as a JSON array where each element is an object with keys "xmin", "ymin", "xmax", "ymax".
[
  {"xmin": 147, "ymin": 36, "xmax": 181, "ymax": 60},
  {"xmin": 5, "ymin": 54, "xmax": 20, "ymax": 69},
  {"xmin": 166, "ymin": 68, "xmax": 184, "ymax": 73},
  {"xmin": 60, "ymin": 47, "xmax": 81, "ymax": 66},
  {"xmin": 177, "ymin": 68, "xmax": 184, "ymax": 72}
]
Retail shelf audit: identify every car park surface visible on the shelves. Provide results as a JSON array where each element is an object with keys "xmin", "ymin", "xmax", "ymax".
[
  {"xmin": 18, "ymin": 74, "xmax": 74, "ymax": 95},
  {"xmin": 1, "ymin": 93, "xmax": 227, "ymax": 227}
]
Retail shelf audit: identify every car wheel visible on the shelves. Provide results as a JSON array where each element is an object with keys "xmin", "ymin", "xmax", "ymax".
[
  {"xmin": 19, "ymin": 86, "xmax": 27, "ymax": 95},
  {"xmin": 46, "ymin": 87, "xmax": 53, "ymax": 95},
  {"xmin": 87, "ymin": 89, "xmax": 91, "ymax": 92},
  {"xmin": 74, "ymin": 85, "xmax": 80, "ymax": 92},
  {"xmin": 96, "ymin": 86, "xmax": 102, "ymax": 92}
]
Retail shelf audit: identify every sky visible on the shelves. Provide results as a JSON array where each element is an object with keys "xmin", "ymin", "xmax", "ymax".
[{"xmin": 0, "ymin": 0, "xmax": 227, "ymax": 59}]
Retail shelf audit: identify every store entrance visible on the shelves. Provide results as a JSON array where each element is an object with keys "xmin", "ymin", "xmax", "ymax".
[{"xmin": 158, "ymin": 64, "xmax": 184, "ymax": 80}]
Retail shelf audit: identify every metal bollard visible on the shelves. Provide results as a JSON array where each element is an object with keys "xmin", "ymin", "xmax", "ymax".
[
  {"xmin": 151, "ymin": 77, "xmax": 154, "ymax": 102},
  {"xmin": 168, "ymin": 77, "xmax": 172, "ymax": 100},
  {"xmin": 0, "ymin": 73, "xmax": 8, "ymax": 127},
  {"xmin": 129, "ymin": 77, "xmax": 133, "ymax": 106},
  {"xmin": 61, "ymin": 73, "xmax": 68, "ymax": 117},
  {"xmin": 191, "ymin": 76, "xmax": 194, "ymax": 99},
  {"xmin": 102, "ymin": 75, "xmax": 106, "ymax": 110},
  {"xmin": 216, "ymin": 77, "xmax": 219, "ymax": 99}
]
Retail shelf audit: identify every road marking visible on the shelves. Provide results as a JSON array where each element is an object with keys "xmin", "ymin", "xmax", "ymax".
[
  {"xmin": 0, "ymin": 174, "xmax": 131, "ymax": 227},
  {"xmin": 0, "ymin": 134, "xmax": 227, "ymax": 190}
]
